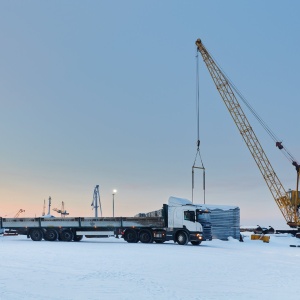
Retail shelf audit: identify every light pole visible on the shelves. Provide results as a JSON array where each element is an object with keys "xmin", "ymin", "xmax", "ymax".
[{"xmin": 112, "ymin": 189, "xmax": 117, "ymax": 217}]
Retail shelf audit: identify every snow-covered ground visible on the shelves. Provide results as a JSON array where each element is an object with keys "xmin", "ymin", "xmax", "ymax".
[{"xmin": 0, "ymin": 233, "xmax": 300, "ymax": 300}]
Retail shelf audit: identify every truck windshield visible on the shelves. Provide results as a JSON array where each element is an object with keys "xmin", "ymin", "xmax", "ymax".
[{"xmin": 196, "ymin": 209, "xmax": 211, "ymax": 224}]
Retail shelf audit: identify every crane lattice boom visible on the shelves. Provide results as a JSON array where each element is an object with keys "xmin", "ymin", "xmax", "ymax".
[
  {"xmin": 14, "ymin": 209, "xmax": 25, "ymax": 218},
  {"xmin": 195, "ymin": 38, "xmax": 299, "ymax": 227}
]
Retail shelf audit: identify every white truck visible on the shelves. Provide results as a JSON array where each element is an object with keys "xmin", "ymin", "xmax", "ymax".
[{"xmin": 0, "ymin": 197, "xmax": 212, "ymax": 245}]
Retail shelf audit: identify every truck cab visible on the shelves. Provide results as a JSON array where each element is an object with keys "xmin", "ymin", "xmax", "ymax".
[{"xmin": 167, "ymin": 197, "xmax": 212, "ymax": 244}]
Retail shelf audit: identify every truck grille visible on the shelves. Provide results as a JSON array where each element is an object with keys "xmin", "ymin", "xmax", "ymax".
[{"xmin": 202, "ymin": 223, "xmax": 212, "ymax": 240}]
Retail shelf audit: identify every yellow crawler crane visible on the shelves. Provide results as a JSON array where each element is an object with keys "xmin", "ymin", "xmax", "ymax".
[{"xmin": 195, "ymin": 38, "xmax": 300, "ymax": 228}]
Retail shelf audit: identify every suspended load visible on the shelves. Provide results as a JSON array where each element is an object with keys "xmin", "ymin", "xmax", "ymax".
[{"xmin": 202, "ymin": 204, "xmax": 240, "ymax": 240}]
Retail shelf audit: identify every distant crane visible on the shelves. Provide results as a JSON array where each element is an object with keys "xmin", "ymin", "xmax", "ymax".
[
  {"xmin": 47, "ymin": 196, "xmax": 52, "ymax": 215},
  {"xmin": 53, "ymin": 201, "xmax": 69, "ymax": 218},
  {"xmin": 42, "ymin": 199, "xmax": 46, "ymax": 216},
  {"xmin": 14, "ymin": 209, "xmax": 25, "ymax": 218},
  {"xmin": 91, "ymin": 185, "xmax": 102, "ymax": 217},
  {"xmin": 3, "ymin": 209, "xmax": 25, "ymax": 235}
]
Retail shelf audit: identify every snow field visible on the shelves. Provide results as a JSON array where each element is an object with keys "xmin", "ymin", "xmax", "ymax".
[{"xmin": 0, "ymin": 233, "xmax": 300, "ymax": 300}]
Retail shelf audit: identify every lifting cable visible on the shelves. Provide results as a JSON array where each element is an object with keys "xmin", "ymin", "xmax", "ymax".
[
  {"xmin": 207, "ymin": 47, "xmax": 299, "ymax": 172},
  {"xmin": 192, "ymin": 50, "xmax": 206, "ymax": 204}
]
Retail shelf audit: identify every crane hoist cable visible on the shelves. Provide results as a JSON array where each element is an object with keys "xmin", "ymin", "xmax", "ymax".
[
  {"xmin": 208, "ymin": 47, "xmax": 299, "ymax": 172},
  {"xmin": 192, "ymin": 50, "xmax": 206, "ymax": 204}
]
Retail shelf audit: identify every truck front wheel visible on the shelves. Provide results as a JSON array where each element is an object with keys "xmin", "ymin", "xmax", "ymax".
[
  {"xmin": 176, "ymin": 231, "xmax": 188, "ymax": 245},
  {"xmin": 30, "ymin": 229, "xmax": 43, "ymax": 241}
]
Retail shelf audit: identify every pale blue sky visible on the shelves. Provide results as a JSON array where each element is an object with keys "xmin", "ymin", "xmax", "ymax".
[{"xmin": 0, "ymin": 1, "xmax": 299, "ymax": 229}]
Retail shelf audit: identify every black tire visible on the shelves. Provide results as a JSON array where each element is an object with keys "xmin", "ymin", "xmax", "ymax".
[
  {"xmin": 30, "ymin": 229, "xmax": 43, "ymax": 241},
  {"xmin": 191, "ymin": 241, "xmax": 201, "ymax": 246},
  {"xmin": 44, "ymin": 229, "xmax": 58, "ymax": 241},
  {"xmin": 139, "ymin": 230, "xmax": 153, "ymax": 244},
  {"xmin": 124, "ymin": 229, "xmax": 138, "ymax": 243},
  {"xmin": 60, "ymin": 229, "xmax": 74, "ymax": 242},
  {"xmin": 176, "ymin": 231, "xmax": 188, "ymax": 245},
  {"xmin": 73, "ymin": 235, "xmax": 83, "ymax": 242}
]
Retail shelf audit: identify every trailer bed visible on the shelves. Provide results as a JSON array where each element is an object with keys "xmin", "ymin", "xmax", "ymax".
[{"xmin": 0, "ymin": 216, "xmax": 165, "ymax": 229}]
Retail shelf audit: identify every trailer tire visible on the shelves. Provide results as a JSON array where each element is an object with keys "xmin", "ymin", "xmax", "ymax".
[
  {"xmin": 176, "ymin": 231, "xmax": 188, "ymax": 245},
  {"xmin": 124, "ymin": 229, "xmax": 138, "ymax": 243},
  {"xmin": 60, "ymin": 229, "xmax": 74, "ymax": 242},
  {"xmin": 44, "ymin": 229, "xmax": 58, "ymax": 241},
  {"xmin": 139, "ymin": 229, "xmax": 153, "ymax": 244},
  {"xmin": 191, "ymin": 241, "xmax": 201, "ymax": 246},
  {"xmin": 73, "ymin": 235, "xmax": 83, "ymax": 242},
  {"xmin": 30, "ymin": 229, "xmax": 43, "ymax": 241}
]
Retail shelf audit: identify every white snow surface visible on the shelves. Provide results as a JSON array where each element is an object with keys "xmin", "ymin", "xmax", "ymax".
[{"xmin": 1, "ymin": 233, "xmax": 300, "ymax": 300}]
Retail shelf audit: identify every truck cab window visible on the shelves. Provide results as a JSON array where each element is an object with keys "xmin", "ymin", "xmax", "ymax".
[{"xmin": 184, "ymin": 211, "xmax": 195, "ymax": 222}]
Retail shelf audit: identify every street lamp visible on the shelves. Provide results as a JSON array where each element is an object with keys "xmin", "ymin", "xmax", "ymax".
[{"xmin": 112, "ymin": 189, "xmax": 117, "ymax": 217}]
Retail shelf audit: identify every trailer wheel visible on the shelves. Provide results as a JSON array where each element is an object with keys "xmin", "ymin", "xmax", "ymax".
[
  {"xmin": 44, "ymin": 229, "xmax": 58, "ymax": 241},
  {"xmin": 124, "ymin": 229, "xmax": 138, "ymax": 243},
  {"xmin": 60, "ymin": 229, "xmax": 74, "ymax": 242},
  {"xmin": 191, "ymin": 241, "xmax": 201, "ymax": 246},
  {"xmin": 73, "ymin": 235, "xmax": 83, "ymax": 242},
  {"xmin": 30, "ymin": 229, "xmax": 43, "ymax": 241},
  {"xmin": 139, "ymin": 229, "xmax": 153, "ymax": 244},
  {"xmin": 176, "ymin": 231, "xmax": 188, "ymax": 245}
]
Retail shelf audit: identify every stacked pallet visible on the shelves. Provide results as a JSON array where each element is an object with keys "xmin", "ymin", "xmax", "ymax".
[
  {"xmin": 203, "ymin": 204, "xmax": 240, "ymax": 240},
  {"xmin": 144, "ymin": 209, "xmax": 163, "ymax": 218}
]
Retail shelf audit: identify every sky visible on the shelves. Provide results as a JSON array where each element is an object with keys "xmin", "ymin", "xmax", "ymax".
[{"xmin": 0, "ymin": 1, "xmax": 299, "ymax": 229}]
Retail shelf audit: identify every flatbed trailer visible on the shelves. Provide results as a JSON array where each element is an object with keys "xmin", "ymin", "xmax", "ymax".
[
  {"xmin": 0, "ymin": 197, "xmax": 213, "ymax": 245},
  {"xmin": 0, "ymin": 216, "xmax": 166, "ymax": 242}
]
